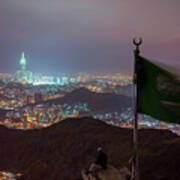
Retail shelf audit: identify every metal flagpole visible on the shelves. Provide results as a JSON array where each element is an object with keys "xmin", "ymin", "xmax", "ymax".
[{"xmin": 132, "ymin": 38, "xmax": 142, "ymax": 180}]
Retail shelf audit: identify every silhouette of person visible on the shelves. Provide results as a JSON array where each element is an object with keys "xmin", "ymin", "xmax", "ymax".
[{"xmin": 96, "ymin": 147, "xmax": 108, "ymax": 169}]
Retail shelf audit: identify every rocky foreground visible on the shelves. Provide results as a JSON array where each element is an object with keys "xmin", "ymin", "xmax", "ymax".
[{"xmin": 0, "ymin": 117, "xmax": 179, "ymax": 180}]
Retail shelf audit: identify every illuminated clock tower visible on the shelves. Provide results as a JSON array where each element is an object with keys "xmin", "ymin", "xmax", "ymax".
[
  {"xmin": 20, "ymin": 52, "xmax": 26, "ymax": 71},
  {"xmin": 16, "ymin": 52, "xmax": 33, "ymax": 83}
]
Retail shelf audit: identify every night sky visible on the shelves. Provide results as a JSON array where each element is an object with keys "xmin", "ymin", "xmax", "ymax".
[{"xmin": 0, "ymin": 0, "xmax": 180, "ymax": 75}]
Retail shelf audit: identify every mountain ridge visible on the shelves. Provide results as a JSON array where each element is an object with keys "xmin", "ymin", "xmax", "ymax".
[
  {"xmin": 46, "ymin": 88, "xmax": 131, "ymax": 113},
  {"xmin": 0, "ymin": 117, "xmax": 179, "ymax": 180}
]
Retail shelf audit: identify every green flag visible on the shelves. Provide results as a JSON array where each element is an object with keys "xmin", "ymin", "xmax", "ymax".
[{"xmin": 137, "ymin": 56, "xmax": 180, "ymax": 124}]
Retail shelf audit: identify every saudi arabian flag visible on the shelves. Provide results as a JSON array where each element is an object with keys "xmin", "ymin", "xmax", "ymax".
[{"xmin": 137, "ymin": 56, "xmax": 180, "ymax": 124}]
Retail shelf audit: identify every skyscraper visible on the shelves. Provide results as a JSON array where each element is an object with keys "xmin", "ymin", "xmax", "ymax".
[
  {"xmin": 19, "ymin": 52, "xmax": 26, "ymax": 71},
  {"xmin": 16, "ymin": 52, "xmax": 33, "ymax": 83}
]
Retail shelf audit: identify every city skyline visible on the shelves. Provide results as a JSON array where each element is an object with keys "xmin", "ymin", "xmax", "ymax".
[{"xmin": 0, "ymin": 1, "xmax": 180, "ymax": 179}]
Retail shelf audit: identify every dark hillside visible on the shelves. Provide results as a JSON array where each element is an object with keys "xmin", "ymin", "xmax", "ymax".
[
  {"xmin": 0, "ymin": 117, "xmax": 179, "ymax": 180},
  {"xmin": 47, "ymin": 88, "xmax": 131, "ymax": 113}
]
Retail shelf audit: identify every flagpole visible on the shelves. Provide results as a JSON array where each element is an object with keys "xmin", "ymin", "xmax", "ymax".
[{"xmin": 132, "ymin": 38, "xmax": 142, "ymax": 180}]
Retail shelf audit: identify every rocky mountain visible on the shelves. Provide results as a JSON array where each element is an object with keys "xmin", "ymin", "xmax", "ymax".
[
  {"xmin": 47, "ymin": 88, "xmax": 132, "ymax": 113},
  {"xmin": 0, "ymin": 117, "xmax": 179, "ymax": 180}
]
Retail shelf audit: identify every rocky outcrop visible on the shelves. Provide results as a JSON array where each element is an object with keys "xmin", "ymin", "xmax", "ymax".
[{"xmin": 81, "ymin": 164, "xmax": 131, "ymax": 180}]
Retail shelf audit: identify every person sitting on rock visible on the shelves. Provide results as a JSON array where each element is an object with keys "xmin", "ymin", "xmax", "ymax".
[{"xmin": 96, "ymin": 147, "xmax": 108, "ymax": 170}]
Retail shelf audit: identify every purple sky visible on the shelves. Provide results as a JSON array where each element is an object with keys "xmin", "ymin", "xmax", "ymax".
[{"xmin": 0, "ymin": 0, "xmax": 180, "ymax": 75}]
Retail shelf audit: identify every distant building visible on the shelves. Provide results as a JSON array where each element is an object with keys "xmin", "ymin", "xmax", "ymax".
[
  {"xmin": 26, "ymin": 95, "xmax": 35, "ymax": 104},
  {"xmin": 34, "ymin": 92, "xmax": 43, "ymax": 103},
  {"xmin": 15, "ymin": 52, "xmax": 68, "ymax": 85},
  {"xmin": 16, "ymin": 52, "xmax": 33, "ymax": 83}
]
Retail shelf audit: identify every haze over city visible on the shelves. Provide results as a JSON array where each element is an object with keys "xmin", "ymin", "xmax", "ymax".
[
  {"xmin": 0, "ymin": 0, "xmax": 180, "ymax": 179},
  {"xmin": 1, "ymin": 0, "xmax": 180, "ymax": 75}
]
